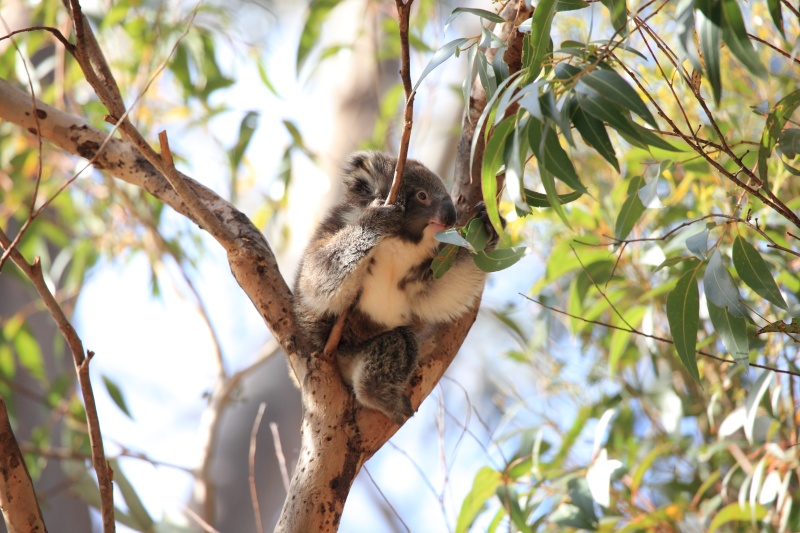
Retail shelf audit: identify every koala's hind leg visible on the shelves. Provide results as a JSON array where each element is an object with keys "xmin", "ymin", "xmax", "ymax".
[{"xmin": 338, "ymin": 327, "xmax": 419, "ymax": 425}]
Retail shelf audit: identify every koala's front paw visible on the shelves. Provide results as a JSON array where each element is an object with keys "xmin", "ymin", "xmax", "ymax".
[
  {"xmin": 363, "ymin": 201, "xmax": 405, "ymax": 234},
  {"xmin": 473, "ymin": 201, "xmax": 503, "ymax": 248}
]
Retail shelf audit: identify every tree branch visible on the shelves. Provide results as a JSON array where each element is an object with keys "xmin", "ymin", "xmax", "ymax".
[
  {"xmin": 0, "ymin": 230, "xmax": 114, "ymax": 532},
  {"xmin": 0, "ymin": 394, "xmax": 47, "ymax": 533}
]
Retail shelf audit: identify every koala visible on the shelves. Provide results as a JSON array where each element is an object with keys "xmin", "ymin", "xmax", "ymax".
[{"xmin": 293, "ymin": 151, "xmax": 493, "ymax": 424}]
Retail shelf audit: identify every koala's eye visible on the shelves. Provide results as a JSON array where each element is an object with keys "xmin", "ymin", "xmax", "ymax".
[{"xmin": 416, "ymin": 191, "xmax": 429, "ymax": 202}]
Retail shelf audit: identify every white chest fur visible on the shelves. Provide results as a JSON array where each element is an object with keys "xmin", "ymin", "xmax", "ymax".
[{"xmin": 357, "ymin": 237, "xmax": 432, "ymax": 328}]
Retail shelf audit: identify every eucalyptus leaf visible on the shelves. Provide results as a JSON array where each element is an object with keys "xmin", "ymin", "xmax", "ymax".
[
  {"xmin": 666, "ymin": 268, "xmax": 701, "ymax": 383},
  {"xmin": 637, "ymin": 177, "xmax": 664, "ymax": 208},
  {"xmin": 431, "ymin": 243, "xmax": 458, "ymax": 279},
  {"xmin": 697, "ymin": 6, "xmax": 722, "ymax": 104},
  {"xmin": 435, "ymin": 228, "xmax": 474, "ymax": 252},
  {"xmin": 703, "ymin": 250, "xmax": 749, "ymax": 318},
  {"xmin": 614, "ymin": 175, "xmax": 646, "ymax": 241},
  {"xmin": 707, "ymin": 301, "xmax": 749, "ymax": 368},
  {"xmin": 568, "ymin": 97, "xmax": 619, "ymax": 170},
  {"xmin": 526, "ymin": 0, "xmax": 557, "ymax": 82},
  {"xmin": 473, "ymin": 247, "xmax": 526, "ymax": 272},
  {"xmin": 685, "ymin": 229, "xmax": 709, "ymax": 259},
  {"xmin": 413, "ymin": 38, "xmax": 471, "ymax": 93},
  {"xmin": 732, "ymin": 236, "xmax": 787, "ymax": 309},
  {"xmin": 445, "ymin": 7, "xmax": 506, "ymax": 34},
  {"xmin": 578, "ymin": 69, "xmax": 657, "ymax": 128}
]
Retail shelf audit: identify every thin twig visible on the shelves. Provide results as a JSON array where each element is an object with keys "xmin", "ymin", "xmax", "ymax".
[
  {"xmin": 0, "ymin": 25, "xmax": 76, "ymax": 53},
  {"xmin": 183, "ymin": 505, "xmax": 222, "ymax": 533},
  {"xmin": 522, "ymin": 295, "xmax": 800, "ymax": 378},
  {"xmin": 249, "ymin": 403, "xmax": 267, "ymax": 533},
  {"xmin": 363, "ymin": 466, "xmax": 411, "ymax": 533},
  {"xmin": 0, "ymin": 228, "xmax": 116, "ymax": 531},
  {"xmin": 385, "ymin": 0, "xmax": 416, "ymax": 206},
  {"xmin": 269, "ymin": 422, "xmax": 291, "ymax": 494}
]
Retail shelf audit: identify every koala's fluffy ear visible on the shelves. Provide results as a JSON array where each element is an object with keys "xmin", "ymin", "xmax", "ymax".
[{"xmin": 342, "ymin": 151, "xmax": 393, "ymax": 199}]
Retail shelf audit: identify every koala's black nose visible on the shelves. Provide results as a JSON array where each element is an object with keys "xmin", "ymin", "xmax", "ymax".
[{"xmin": 441, "ymin": 200, "xmax": 456, "ymax": 227}]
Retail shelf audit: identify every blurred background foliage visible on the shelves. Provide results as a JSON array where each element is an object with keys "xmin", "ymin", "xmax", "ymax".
[{"xmin": 0, "ymin": 0, "xmax": 799, "ymax": 531}]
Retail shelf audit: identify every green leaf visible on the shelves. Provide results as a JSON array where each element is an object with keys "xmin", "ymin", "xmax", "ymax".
[
  {"xmin": 525, "ymin": 0, "xmax": 557, "ymax": 82},
  {"xmin": 599, "ymin": 0, "xmax": 627, "ymax": 34},
  {"xmin": 528, "ymin": 117, "xmax": 586, "ymax": 194},
  {"xmin": 229, "ymin": 110, "xmax": 259, "ymax": 172},
  {"xmin": 111, "ymin": 460, "xmax": 154, "ymax": 530},
  {"xmin": 719, "ymin": 0, "xmax": 766, "ymax": 78},
  {"xmin": 456, "ymin": 467, "xmax": 504, "ymax": 533},
  {"xmin": 413, "ymin": 38, "xmax": 471, "ymax": 93},
  {"xmin": 464, "ymin": 217, "xmax": 491, "ymax": 253},
  {"xmin": 431, "ymin": 244, "xmax": 458, "ymax": 279},
  {"xmin": 102, "ymin": 376, "xmax": 133, "ymax": 419},
  {"xmin": 578, "ymin": 69, "xmax": 657, "ymax": 128},
  {"xmin": 523, "ymin": 188, "xmax": 583, "ymax": 208},
  {"xmin": 556, "ymin": 0, "xmax": 590, "ymax": 11},
  {"xmin": 758, "ymin": 90, "xmax": 800, "ymax": 187},
  {"xmin": 297, "ymin": 0, "xmax": 342, "ymax": 73},
  {"xmin": 697, "ymin": 6, "xmax": 722, "ymax": 104},
  {"xmin": 707, "ymin": 301, "xmax": 749, "ymax": 368},
  {"xmin": 614, "ymin": 175, "xmax": 646, "ymax": 241},
  {"xmin": 256, "ymin": 61, "xmax": 279, "ymax": 97},
  {"xmin": 481, "ymin": 116, "xmax": 516, "ymax": 239},
  {"xmin": 666, "ymin": 269, "xmax": 701, "ymax": 383},
  {"xmin": 14, "ymin": 326, "xmax": 45, "ymax": 382},
  {"xmin": 445, "ymin": 7, "xmax": 505, "ymax": 33},
  {"xmin": 704, "ymin": 250, "xmax": 750, "ymax": 318},
  {"xmin": 777, "ymin": 128, "xmax": 800, "ymax": 159},
  {"xmin": 435, "ymin": 228, "xmax": 473, "ymax": 251},
  {"xmin": 473, "ymin": 247, "xmax": 526, "ymax": 272},
  {"xmin": 579, "ymin": 96, "xmax": 679, "ymax": 152},
  {"xmin": 686, "ymin": 229, "xmax": 709, "ymax": 260},
  {"xmin": 766, "ymin": 0, "xmax": 785, "ymax": 37},
  {"xmin": 540, "ymin": 167, "xmax": 571, "ymax": 228},
  {"xmin": 568, "ymin": 97, "xmax": 619, "ymax": 171},
  {"xmin": 732, "ymin": 236, "xmax": 787, "ymax": 310},
  {"xmin": 708, "ymin": 503, "xmax": 767, "ymax": 533}
]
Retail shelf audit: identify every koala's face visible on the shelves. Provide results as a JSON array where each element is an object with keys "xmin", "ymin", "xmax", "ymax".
[{"xmin": 342, "ymin": 152, "xmax": 456, "ymax": 246}]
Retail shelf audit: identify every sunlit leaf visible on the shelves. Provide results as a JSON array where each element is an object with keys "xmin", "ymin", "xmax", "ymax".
[
  {"xmin": 704, "ymin": 250, "xmax": 750, "ymax": 318},
  {"xmin": 708, "ymin": 503, "xmax": 767, "ymax": 533},
  {"xmin": 744, "ymin": 370, "xmax": 772, "ymax": 444},
  {"xmin": 614, "ymin": 175, "xmax": 646, "ymax": 241},
  {"xmin": 637, "ymin": 176, "xmax": 664, "ymax": 208},
  {"xmin": 481, "ymin": 116, "xmax": 516, "ymax": 238},
  {"xmin": 464, "ymin": 217, "xmax": 491, "ymax": 254},
  {"xmin": 732, "ymin": 236, "xmax": 787, "ymax": 309},
  {"xmin": 413, "ymin": 38, "xmax": 471, "ymax": 93},
  {"xmin": 14, "ymin": 326, "xmax": 45, "ymax": 382},
  {"xmin": 666, "ymin": 268, "xmax": 701, "ymax": 383},
  {"xmin": 525, "ymin": 0, "xmax": 557, "ymax": 82},
  {"xmin": 297, "ymin": 0, "xmax": 342, "ymax": 72},
  {"xmin": 445, "ymin": 7, "xmax": 506, "ymax": 34},
  {"xmin": 456, "ymin": 467, "xmax": 503, "ymax": 533},
  {"xmin": 586, "ymin": 448, "xmax": 623, "ymax": 507}
]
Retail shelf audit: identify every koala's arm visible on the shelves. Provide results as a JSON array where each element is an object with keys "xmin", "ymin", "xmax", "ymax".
[
  {"xmin": 295, "ymin": 203, "xmax": 403, "ymax": 317},
  {"xmin": 412, "ymin": 205, "xmax": 498, "ymax": 323}
]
